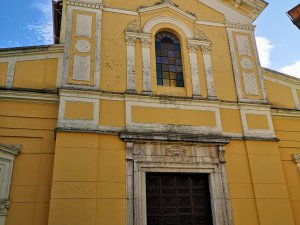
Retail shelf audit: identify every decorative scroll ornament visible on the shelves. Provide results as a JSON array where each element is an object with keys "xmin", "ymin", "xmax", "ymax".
[
  {"xmin": 125, "ymin": 35, "xmax": 137, "ymax": 46},
  {"xmin": 200, "ymin": 44, "xmax": 212, "ymax": 54},
  {"xmin": 141, "ymin": 37, "xmax": 151, "ymax": 48},
  {"xmin": 155, "ymin": 0, "xmax": 178, "ymax": 7},
  {"xmin": 187, "ymin": 43, "xmax": 198, "ymax": 52},
  {"xmin": 0, "ymin": 199, "xmax": 10, "ymax": 216},
  {"xmin": 194, "ymin": 29, "xmax": 210, "ymax": 42},
  {"xmin": 125, "ymin": 18, "xmax": 141, "ymax": 33}
]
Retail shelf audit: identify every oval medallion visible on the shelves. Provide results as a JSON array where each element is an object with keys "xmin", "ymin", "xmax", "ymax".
[
  {"xmin": 240, "ymin": 57, "xmax": 254, "ymax": 70},
  {"xmin": 75, "ymin": 40, "xmax": 91, "ymax": 53}
]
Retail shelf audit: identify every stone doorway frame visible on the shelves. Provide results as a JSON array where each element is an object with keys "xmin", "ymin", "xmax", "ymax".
[{"xmin": 120, "ymin": 133, "xmax": 234, "ymax": 225}]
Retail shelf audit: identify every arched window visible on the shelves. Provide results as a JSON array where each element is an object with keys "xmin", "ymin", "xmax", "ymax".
[{"xmin": 155, "ymin": 31, "xmax": 184, "ymax": 87}]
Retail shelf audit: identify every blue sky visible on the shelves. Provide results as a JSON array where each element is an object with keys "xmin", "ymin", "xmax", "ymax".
[{"xmin": 0, "ymin": 0, "xmax": 299, "ymax": 77}]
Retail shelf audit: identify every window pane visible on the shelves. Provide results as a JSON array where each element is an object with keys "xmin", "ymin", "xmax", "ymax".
[
  {"xmin": 176, "ymin": 66, "xmax": 182, "ymax": 72},
  {"xmin": 168, "ymin": 51, "xmax": 175, "ymax": 57},
  {"xmin": 175, "ymin": 51, "xmax": 181, "ymax": 58},
  {"xmin": 176, "ymin": 73, "xmax": 183, "ymax": 80},
  {"xmin": 156, "ymin": 57, "xmax": 161, "ymax": 63},
  {"xmin": 168, "ymin": 44, "xmax": 175, "ymax": 50},
  {"xmin": 162, "ymin": 65, "xmax": 169, "ymax": 71},
  {"xmin": 156, "ymin": 64, "xmax": 162, "ymax": 71},
  {"xmin": 157, "ymin": 79, "xmax": 163, "ymax": 86},
  {"xmin": 176, "ymin": 80, "xmax": 184, "ymax": 87},
  {"xmin": 155, "ymin": 42, "xmax": 161, "ymax": 50},
  {"xmin": 169, "ymin": 58, "xmax": 176, "ymax": 65},
  {"xmin": 176, "ymin": 59, "xmax": 182, "ymax": 65},
  {"xmin": 162, "ymin": 57, "xmax": 168, "ymax": 64},
  {"xmin": 161, "ymin": 43, "xmax": 168, "ymax": 49},
  {"xmin": 175, "ymin": 44, "xmax": 180, "ymax": 50},
  {"xmin": 163, "ymin": 72, "xmax": 169, "ymax": 79},
  {"xmin": 169, "ymin": 65, "xmax": 176, "ymax": 72},
  {"xmin": 157, "ymin": 71, "xmax": 163, "ymax": 79},
  {"xmin": 162, "ymin": 50, "xmax": 168, "ymax": 57},
  {"xmin": 170, "ymin": 72, "xmax": 176, "ymax": 80}
]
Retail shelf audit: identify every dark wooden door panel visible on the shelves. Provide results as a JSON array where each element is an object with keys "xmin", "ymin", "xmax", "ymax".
[{"xmin": 146, "ymin": 173, "xmax": 213, "ymax": 225}]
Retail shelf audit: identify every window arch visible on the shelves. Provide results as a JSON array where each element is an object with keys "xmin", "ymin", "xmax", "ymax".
[{"xmin": 155, "ymin": 31, "xmax": 184, "ymax": 87}]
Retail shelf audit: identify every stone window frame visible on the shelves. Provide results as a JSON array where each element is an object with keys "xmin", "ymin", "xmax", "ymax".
[
  {"xmin": 121, "ymin": 133, "xmax": 234, "ymax": 225},
  {"xmin": 0, "ymin": 144, "xmax": 21, "ymax": 225}
]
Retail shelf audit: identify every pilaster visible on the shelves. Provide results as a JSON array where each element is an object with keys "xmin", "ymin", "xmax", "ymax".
[{"xmin": 61, "ymin": 0, "xmax": 103, "ymax": 89}]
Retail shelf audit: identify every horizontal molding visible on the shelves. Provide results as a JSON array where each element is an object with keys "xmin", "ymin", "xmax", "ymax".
[
  {"xmin": 0, "ymin": 44, "xmax": 64, "ymax": 58},
  {"xmin": 103, "ymin": 7, "xmax": 138, "ymax": 15},
  {"xmin": 0, "ymin": 89, "xmax": 59, "ymax": 102}
]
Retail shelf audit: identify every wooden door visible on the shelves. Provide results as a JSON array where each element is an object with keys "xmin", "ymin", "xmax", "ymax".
[{"xmin": 146, "ymin": 173, "xmax": 213, "ymax": 225}]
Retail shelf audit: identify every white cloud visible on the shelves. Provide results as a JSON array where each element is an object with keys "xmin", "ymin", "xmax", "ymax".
[
  {"xmin": 255, "ymin": 36, "xmax": 273, "ymax": 68},
  {"xmin": 280, "ymin": 60, "xmax": 300, "ymax": 79},
  {"xmin": 25, "ymin": 0, "xmax": 53, "ymax": 45}
]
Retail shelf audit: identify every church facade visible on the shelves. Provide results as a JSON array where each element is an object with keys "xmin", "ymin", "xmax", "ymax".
[{"xmin": 0, "ymin": 0, "xmax": 299, "ymax": 225}]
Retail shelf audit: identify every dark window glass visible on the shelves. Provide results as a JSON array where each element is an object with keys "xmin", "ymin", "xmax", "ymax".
[{"xmin": 155, "ymin": 31, "xmax": 184, "ymax": 87}]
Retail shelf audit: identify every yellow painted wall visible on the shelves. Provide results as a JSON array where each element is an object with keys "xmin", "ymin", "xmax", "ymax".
[
  {"xmin": 200, "ymin": 25, "xmax": 237, "ymax": 101},
  {"xmin": 0, "ymin": 99, "xmax": 58, "ymax": 225},
  {"xmin": 0, "ymin": 63, "xmax": 8, "ymax": 86},
  {"xmin": 13, "ymin": 59, "xmax": 58, "ymax": 90},
  {"xmin": 273, "ymin": 116, "xmax": 300, "ymax": 225},
  {"xmin": 64, "ymin": 101, "xmax": 94, "ymax": 120},
  {"xmin": 49, "ymin": 132, "xmax": 126, "ymax": 225},
  {"xmin": 131, "ymin": 106, "xmax": 216, "ymax": 127},
  {"xmin": 103, "ymin": 0, "xmax": 225, "ymax": 23},
  {"xmin": 220, "ymin": 108, "xmax": 243, "ymax": 133},
  {"xmin": 226, "ymin": 140, "xmax": 296, "ymax": 225},
  {"xmin": 99, "ymin": 100, "xmax": 125, "ymax": 127},
  {"xmin": 265, "ymin": 80, "xmax": 295, "ymax": 109},
  {"xmin": 246, "ymin": 113, "xmax": 269, "ymax": 130},
  {"xmin": 100, "ymin": 12, "xmax": 132, "ymax": 92}
]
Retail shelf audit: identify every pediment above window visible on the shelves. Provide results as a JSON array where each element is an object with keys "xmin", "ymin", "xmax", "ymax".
[{"xmin": 138, "ymin": 0, "xmax": 197, "ymax": 22}]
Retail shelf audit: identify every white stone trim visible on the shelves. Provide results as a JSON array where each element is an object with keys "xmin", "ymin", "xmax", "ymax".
[
  {"xmin": 103, "ymin": 7, "xmax": 138, "ymax": 15},
  {"xmin": 0, "ymin": 144, "xmax": 21, "ymax": 225},
  {"xmin": 292, "ymin": 154, "xmax": 300, "ymax": 173},
  {"xmin": 195, "ymin": 20, "xmax": 225, "ymax": 28},
  {"xmin": 201, "ymin": 45, "xmax": 216, "ymax": 99},
  {"xmin": 5, "ymin": 60, "xmax": 16, "ymax": 88},
  {"xmin": 197, "ymin": 0, "xmax": 252, "ymax": 23},
  {"xmin": 125, "ymin": 100, "xmax": 222, "ymax": 135},
  {"xmin": 240, "ymin": 107, "xmax": 275, "ymax": 138},
  {"xmin": 249, "ymin": 31, "xmax": 268, "ymax": 101},
  {"xmin": 62, "ymin": 5, "xmax": 102, "ymax": 89},
  {"xmin": 139, "ymin": 2, "xmax": 197, "ymax": 21},
  {"xmin": 58, "ymin": 95, "xmax": 99, "ymax": 129},
  {"xmin": 125, "ymin": 142, "xmax": 234, "ymax": 225},
  {"xmin": 264, "ymin": 74, "xmax": 300, "ymax": 110},
  {"xmin": 226, "ymin": 27, "xmax": 267, "ymax": 103},
  {"xmin": 0, "ymin": 90, "xmax": 58, "ymax": 102},
  {"xmin": 291, "ymin": 88, "xmax": 300, "ymax": 110},
  {"xmin": 142, "ymin": 43, "xmax": 152, "ymax": 94},
  {"xmin": 1, "ymin": 53, "xmax": 63, "ymax": 89},
  {"xmin": 143, "ymin": 16, "xmax": 194, "ymax": 38},
  {"xmin": 125, "ymin": 38, "xmax": 137, "ymax": 93},
  {"xmin": 188, "ymin": 50, "xmax": 201, "ymax": 97}
]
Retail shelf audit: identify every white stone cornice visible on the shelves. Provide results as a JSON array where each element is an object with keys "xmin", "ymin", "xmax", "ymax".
[
  {"xmin": 0, "ymin": 144, "xmax": 21, "ymax": 156},
  {"xmin": 225, "ymin": 21, "xmax": 256, "ymax": 31},
  {"xmin": 66, "ymin": 0, "xmax": 103, "ymax": 9}
]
